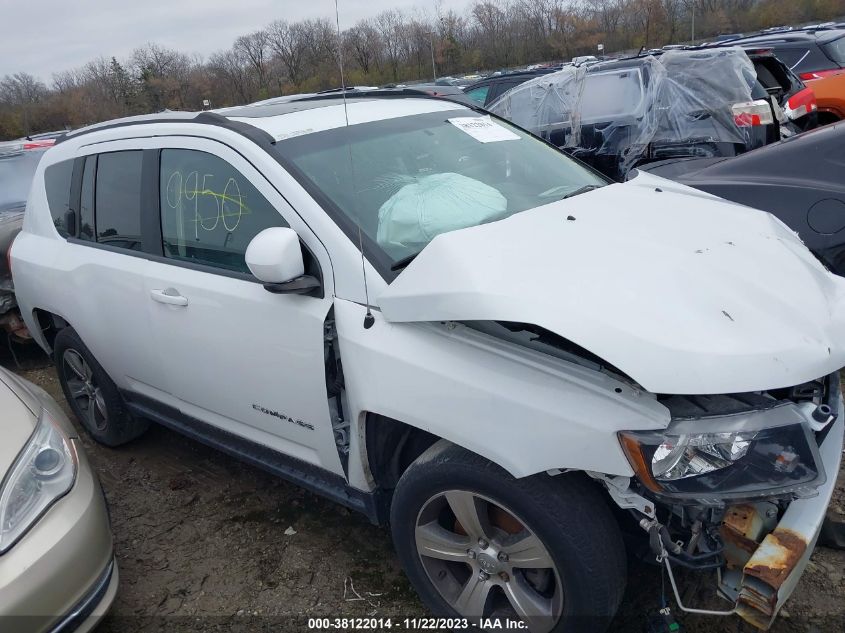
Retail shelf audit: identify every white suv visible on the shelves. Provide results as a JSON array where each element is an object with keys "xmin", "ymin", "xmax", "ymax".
[{"xmin": 11, "ymin": 90, "xmax": 845, "ymax": 631}]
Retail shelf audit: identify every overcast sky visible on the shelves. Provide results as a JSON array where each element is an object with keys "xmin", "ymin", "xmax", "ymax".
[{"xmin": 0, "ymin": 0, "xmax": 475, "ymax": 82}]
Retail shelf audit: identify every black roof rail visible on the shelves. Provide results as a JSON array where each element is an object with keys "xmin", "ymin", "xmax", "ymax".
[
  {"xmin": 55, "ymin": 110, "xmax": 275, "ymax": 147},
  {"xmin": 55, "ymin": 88, "xmax": 478, "ymax": 147},
  {"xmin": 292, "ymin": 87, "xmax": 434, "ymax": 101}
]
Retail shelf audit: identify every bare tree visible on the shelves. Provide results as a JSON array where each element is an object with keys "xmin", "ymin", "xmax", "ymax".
[
  {"xmin": 0, "ymin": 72, "xmax": 48, "ymax": 134},
  {"xmin": 376, "ymin": 10, "xmax": 405, "ymax": 81},
  {"xmin": 267, "ymin": 20, "xmax": 308, "ymax": 88},
  {"xmin": 4, "ymin": 0, "xmax": 840, "ymax": 140},
  {"xmin": 346, "ymin": 20, "xmax": 381, "ymax": 75},
  {"xmin": 234, "ymin": 30, "xmax": 271, "ymax": 95},
  {"xmin": 0, "ymin": 73, "xmax": 48, "ymax": 106},
  {"xmin": 208, "ymin": 48, "xmax": 256, "ymax": 104}
]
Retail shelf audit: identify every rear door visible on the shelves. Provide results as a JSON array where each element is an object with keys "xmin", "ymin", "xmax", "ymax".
[
  {"xmin": 56, "ymin": 142, "xmax": 168, "ymax": 398},
  {"xmin": 141, "ymin": 136, "xmax": 343, "ymax": 474}
]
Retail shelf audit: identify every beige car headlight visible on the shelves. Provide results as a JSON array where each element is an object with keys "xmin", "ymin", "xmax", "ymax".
[{"xmin": 0, "ymin": 410, "xmax": 77, "ymax": 553}]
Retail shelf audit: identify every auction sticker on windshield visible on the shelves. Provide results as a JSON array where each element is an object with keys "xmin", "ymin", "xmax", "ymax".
[{"xmin": 448, "ymin": 116, "xmax": 520, "ymax": 142}]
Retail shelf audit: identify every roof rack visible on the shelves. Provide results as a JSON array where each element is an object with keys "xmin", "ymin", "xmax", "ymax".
[
  {"xmin": 55, "ymin": 111, "xmax": 275, "ymax": 147},
  {"xmin": 53, "ymin": 89, "xmax": 474, "ymax": 146}
]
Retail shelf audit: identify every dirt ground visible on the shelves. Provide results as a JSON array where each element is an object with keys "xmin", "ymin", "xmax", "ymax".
[{"xmin": 4, "ymin": 346, "xmax": 845, "ymax": 633}]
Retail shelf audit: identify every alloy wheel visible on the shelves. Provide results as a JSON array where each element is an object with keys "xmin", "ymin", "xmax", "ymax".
[
  {"xmin": 415, "ymin": 490, "xmax": 564, "ymax": 633},
  {"xmin": 62, "ymin": 349, "xmax": 108, "ymax": 431}
]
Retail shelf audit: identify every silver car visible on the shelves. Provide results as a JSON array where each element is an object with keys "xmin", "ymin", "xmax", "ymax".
[{"xmin": 0, "ymin": 366, "xmax": 116, "ymax": 632}]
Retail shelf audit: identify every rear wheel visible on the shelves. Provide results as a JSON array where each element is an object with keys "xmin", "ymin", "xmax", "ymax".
[
  {"xmin": 390, "ymin": 442, "xmax": 626, "ymax": 633},
  {"xmin": 54, "ymin": 327, "xmax": 148, "ymax": 446}
]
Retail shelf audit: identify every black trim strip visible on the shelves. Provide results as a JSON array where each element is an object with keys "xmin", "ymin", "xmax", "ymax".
[
  {"xmin": 122, "ymin": 392, "xmax": 386, "ymax": 525},
  {"xmin": 48, "ymin": 556, "xmax": 114, "ymax": 633},
  {"xmin": 68, "ymin": 157, "xmax": 85, "ymax": 237},
  {"xmin": 140, "ymin": 149, "xmax": 163, "ymax": 256}
]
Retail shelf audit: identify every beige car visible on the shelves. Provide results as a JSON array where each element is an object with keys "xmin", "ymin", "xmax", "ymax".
[{"xmin": 0, "ymin": 366, "xmax": 116, "ymax": 632}]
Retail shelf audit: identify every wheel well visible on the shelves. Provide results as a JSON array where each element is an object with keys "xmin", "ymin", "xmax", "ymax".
[
  {"xmin": 365, "ymin": 413, "xmax": 439, "ymax": 490},
  {"xmin": 31, "ymin": 308, "xmax": 68, "ymax": 353}
]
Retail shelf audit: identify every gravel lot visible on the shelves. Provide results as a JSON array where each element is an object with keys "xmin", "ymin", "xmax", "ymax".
[{"xmin": 4, "ymin": 346, "xmax": 844, "ymax": 633}]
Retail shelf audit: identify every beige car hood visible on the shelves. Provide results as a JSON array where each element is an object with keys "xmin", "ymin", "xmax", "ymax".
[{"xmin": 0, "ymin": 370, "xmax": 38, "ymax": 476}]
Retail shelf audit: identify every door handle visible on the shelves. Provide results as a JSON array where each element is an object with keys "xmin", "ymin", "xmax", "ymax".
[{"xmin": 150, "ymin": 288, "xmax": 188, "ymax": 306}]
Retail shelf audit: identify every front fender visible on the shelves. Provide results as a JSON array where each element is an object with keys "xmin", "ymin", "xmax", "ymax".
[{"xmin": 334, "ymin": 299, "xmax": 669, "ymax": 487}]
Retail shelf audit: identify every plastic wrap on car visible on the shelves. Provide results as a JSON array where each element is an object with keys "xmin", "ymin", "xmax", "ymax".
[
  {"xmin": 489, "ymin": 48, "xmax": 758, "ymax": 177},
  {"xmin": 487, "ymin": 64, "xmax": 588, "ymax": 150}
]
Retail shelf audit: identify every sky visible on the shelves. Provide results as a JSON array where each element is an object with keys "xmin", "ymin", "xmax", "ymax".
[{"xmin": 0, "ymin": 0, "xmax": 476, "ymax": 82}]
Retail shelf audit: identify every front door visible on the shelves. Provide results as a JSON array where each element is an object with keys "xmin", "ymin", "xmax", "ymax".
[{"xmin": 143, "ymin": 138, "xmax": 343, "ymax": 475}]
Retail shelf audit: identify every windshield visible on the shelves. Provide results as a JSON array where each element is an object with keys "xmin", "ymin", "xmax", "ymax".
[
  {"xmin": 277, "ymin": 110, "xmax": 606, "ymax": 275},
  {"xmin": 0, "ymin": 148, "xmax": 45, "ymax": 211}
]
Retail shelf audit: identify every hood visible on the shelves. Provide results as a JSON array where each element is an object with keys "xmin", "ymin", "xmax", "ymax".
[
  {"xmin": 0, "ymin": 369, "xmax": 38, "ymax": 477},
  {"xmin": 378, "ymin": 173, "xmax": 845, "ymax": 395}
]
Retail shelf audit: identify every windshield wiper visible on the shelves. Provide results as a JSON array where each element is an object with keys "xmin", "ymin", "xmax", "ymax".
[
  {"xmin": 561, "ymin": 184, "xmax": 602, "ymax": 199},
  {"xmin": 390, "ymin": 251, "xmax": 421, "ymax": 272}
]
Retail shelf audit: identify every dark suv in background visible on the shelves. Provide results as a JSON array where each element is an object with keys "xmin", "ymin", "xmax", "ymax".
[
  {"xmin": 462, "ymin": 69, "xmax": 558, "ymax": 107},
  {"xmin": 490, "ymin": 48, "xmax": 785, "ymax": 180},
  {"xmin": 705, "ymin": 28, "xmax": 845, "ymax": 80}
]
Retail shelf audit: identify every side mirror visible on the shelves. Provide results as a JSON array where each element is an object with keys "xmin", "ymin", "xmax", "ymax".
[{"xmin": 245, "ymin": 227, "xmax": 320, "ymax": 295}]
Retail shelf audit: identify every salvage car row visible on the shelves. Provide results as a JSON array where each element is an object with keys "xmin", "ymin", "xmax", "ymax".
[{"xmin": 1, "ymin": 43, "xmax": 845, "ymax": 633}]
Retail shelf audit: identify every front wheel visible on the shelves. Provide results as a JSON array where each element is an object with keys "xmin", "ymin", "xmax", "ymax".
[{"xmin": 390, "ymin": 443, "xmax": 626, "ymax": 633}]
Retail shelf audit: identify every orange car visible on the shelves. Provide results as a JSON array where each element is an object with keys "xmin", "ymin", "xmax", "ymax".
[{"xmin": 806, "ymin": 71, "xmax": 845, "ymax": 124}]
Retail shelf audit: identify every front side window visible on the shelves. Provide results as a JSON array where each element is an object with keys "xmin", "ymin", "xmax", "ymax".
[
  {"xmin": 823, "ymin": 36, "xmax": 845, "ymax": 65},
  {"xmin": 159, "ymin": 149, "xmax": 287, "ymax": 273},
  {"xmin": 96, "ymin": 151, "xmax": 143, "ymax": 251},
  {"xmin": 277, "ymin": 110, "xmax": 607, "ymax": 274}
]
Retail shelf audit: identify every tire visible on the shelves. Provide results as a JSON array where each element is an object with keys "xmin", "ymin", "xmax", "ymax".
[
  {"xmin": 390, "ymin": 442, "xmax": 626, "ymax": 633},
  {"xmin": 53, "ymin": 327, "xmax": 149, "ymax": 446}
]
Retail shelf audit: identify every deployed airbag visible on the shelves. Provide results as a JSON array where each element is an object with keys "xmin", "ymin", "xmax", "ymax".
[{"xmin": 376, "ymin": 173, "xmax": 507, "ymax": 256}]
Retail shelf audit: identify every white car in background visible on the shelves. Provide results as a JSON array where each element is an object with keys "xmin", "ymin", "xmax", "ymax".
[{"xmin": 10, "ymin": 89, "xmax": 845, "ymax": 631}]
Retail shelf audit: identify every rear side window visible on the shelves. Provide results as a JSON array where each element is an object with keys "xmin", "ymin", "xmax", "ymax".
[
  {"xmin": 159, "ymin": 149, "xmax": 286, "ymax": 273},
  {"xmin": 823, "ymin": 36, "xmax": 845, "ymax": 65},
  {"xmin": 96, "ymin": 151, "xmax": 143, "ymax": 251},
  {"xmin": 773, "ymin": 47, "xmax": 812, "ymax": 70},
  {"xmin": 489, "ymin": 79, "xmax": 523, "ymax": 103},
  {"xmin": 44, "ymin": 159, "xmax": 74, "ymax": 237}
]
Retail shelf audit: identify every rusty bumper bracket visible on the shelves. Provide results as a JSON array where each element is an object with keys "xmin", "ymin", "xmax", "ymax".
[{"xmin": 734, "ymin": 413, "xmax": 844, "ymax": 630}]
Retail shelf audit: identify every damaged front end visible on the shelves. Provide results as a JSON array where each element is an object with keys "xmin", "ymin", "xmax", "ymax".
[{"xmin": 604, "ymin": 374, "xmax": 844, "ymax": 629}]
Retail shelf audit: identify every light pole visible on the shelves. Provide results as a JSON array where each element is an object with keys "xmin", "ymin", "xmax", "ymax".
[
  {"xmin": 429, "ymin": 31, "xmax": 437, "ymax": 82},
  {"xmin": 691, "ymin": 2, "xmax": 696, "ymax": 44}
]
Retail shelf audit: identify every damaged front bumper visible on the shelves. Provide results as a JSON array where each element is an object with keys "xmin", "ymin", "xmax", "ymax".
[
  {"xmin": 607, "ymin": 375, "xmax": 844, "ymax": 630},
  {"xmin": 726, "ymin": 409, "xmax": 844, "ymax": 628}
]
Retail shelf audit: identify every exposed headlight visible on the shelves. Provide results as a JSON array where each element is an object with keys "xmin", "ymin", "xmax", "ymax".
[
  {"xmin": 619, "ymin": 403, "xmax": 825, "ymax": 500},
  {"xmin": 0, "ymin": 410, "xmax": 77, "ymax": 553}
]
